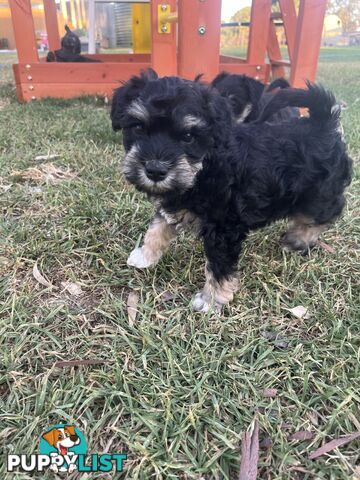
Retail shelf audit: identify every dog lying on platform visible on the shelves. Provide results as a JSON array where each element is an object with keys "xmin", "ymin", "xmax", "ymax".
[
  {"xmin": 47, "ymin": 26, "xmax": 100, "ymax": 63},
  {"xmin": 111, "ymin": 70, "xmax": 352, "ymax": 312},
  {"xmin": 211, "ymin": 72, "xmax": 299, "ymax": 123}
]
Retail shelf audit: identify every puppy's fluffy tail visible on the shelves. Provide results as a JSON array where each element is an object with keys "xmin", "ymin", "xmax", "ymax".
[{"xmin": 257, "ymin": 81, "xmax": 340, "ymax": 125}]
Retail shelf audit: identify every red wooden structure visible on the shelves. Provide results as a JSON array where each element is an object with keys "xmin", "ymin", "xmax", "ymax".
[{"xmin": 9, "ymin": 0, "xmax": 326, "ymax": 103}]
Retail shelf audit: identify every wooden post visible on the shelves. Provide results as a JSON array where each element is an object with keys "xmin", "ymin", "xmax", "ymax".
[
  {"xmin": 151, "ymin": 0, "xmax": 177, "ymax": 76},
  {"xmin": 290, "ymin": 0, "xmax": 326, "ymax": 87},
  {"xmin": 43, "ymin": 0, "xmax": 61, "ymax": 51},
  {"xmin": 267, "ymin": 21, "xmax": 285, "ymax": 78},
  {"xmin": 8, "ymin": 0, "xmax": 39, "ymax": 63},
  {"xmin": 178, "ymin": 0, "xmax": 222, "ymax": 81},
  {"xmin": 247, "ymin": 0, "xmax": 272, "ymax": 66},
  {"xmin": 278, "ymin": 0, "xmax": 297, "ymax": 62}
]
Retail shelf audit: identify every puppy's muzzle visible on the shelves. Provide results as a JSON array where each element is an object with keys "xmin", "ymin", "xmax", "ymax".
[{"xmin": 145, "ymin": 160, "xmax": 168, "ymax": 182}]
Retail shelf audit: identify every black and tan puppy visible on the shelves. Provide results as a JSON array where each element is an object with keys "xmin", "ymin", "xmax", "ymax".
[
  {"xmin": 111, "ymin": 70, "xmax": 352, "ymax": 312},
  {"xmin": 47, "ymin": 26, "xmax": 100, "ymax": 63},
  {"xmin": 211, "ymin": 72, "xmax": 299, "ymax": 123}
]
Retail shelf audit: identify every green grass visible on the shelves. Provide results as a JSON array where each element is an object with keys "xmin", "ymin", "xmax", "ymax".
[
  {"xmin": 0, "ymin": 49, "xmax": 359, "ymax": 479},
  {"xmin": 221, "ymin": 45, "xmax": 360, "ymax": 63}
]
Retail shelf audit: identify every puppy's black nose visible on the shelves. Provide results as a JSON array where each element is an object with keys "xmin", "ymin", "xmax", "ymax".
[{"xmin": 145, "ymin": 161, "xmax": 167, "ymax": 181}]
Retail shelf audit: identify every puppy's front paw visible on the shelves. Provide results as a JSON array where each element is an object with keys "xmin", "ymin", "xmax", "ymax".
[
  {"xmin": 281, "ymin": 232, "xmax": 312, "ymax": 254},
  {"xmin": 192, "ymin": 292, "xmax": 222, "ymax": 313},
  {"xmin": 127, "ymin": 247, "xmax": 155, "ymax": 269}
]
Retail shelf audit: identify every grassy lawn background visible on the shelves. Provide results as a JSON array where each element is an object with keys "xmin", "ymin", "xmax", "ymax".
[{"xmin": 0, "ymin": 48, "xmax": 359, "ymax": 479}]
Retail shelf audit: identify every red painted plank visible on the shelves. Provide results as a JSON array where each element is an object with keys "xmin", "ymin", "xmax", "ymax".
[
  {"xmin": 278, "ymin": 0, "xmax": 297, "ymax": 62},
  {"xmin": 247, "ymin": 0, "xmax": 272, "ymax": 65},
  {"xmin": 151, "ymin": 0, "xmax": 177, "ymax": 76},
  {"xmin": 178, "ymin": 0, "xmax": 222, "ymax": 81},
  {"xmin": 43, "ymin": 0, "xmax": 61, "ymax": 51},
  {"xmin": 267, "ymin": 21, "xmax": 286, "ymax": 78},
  {"xmin": 16, "ymin": 63, "xmax": 152, "ymax": 84},
  {"xmin": 290, "ymin": 0, "xmax": 326, "ymax": 87},
  {"xmin": 8, "ymin": 0, "xmax": 39, "ymax": 63},
  {"xmin": 17, "ymin": 83, "xmax": 126, "ymax": 102}
]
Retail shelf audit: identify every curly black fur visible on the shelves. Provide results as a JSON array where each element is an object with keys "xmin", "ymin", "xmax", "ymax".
[
  {"xmin": 211, "ymin": 72, "xmax": 299, "ymax": 123},
  {"xmin": 111, "ymin": 70, "xmax": 352, "ymax": 308}
]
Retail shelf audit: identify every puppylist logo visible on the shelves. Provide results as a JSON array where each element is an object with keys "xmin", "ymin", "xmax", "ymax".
[{"xmin": 7, "ymin": 424, "xmax": 127, "ymax": 474}]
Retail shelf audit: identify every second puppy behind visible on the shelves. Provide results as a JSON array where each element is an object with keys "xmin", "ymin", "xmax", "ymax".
[{"xmin": 211, "ymin": 72, "xmax": 299, "ymax": 123}]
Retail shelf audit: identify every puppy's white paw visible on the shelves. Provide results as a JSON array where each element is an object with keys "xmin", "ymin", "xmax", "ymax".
[
  {"xmin": 192, "ymin": 293, "xmax": 222, "ymax": 313},
  {"xmin": 127, "ymin": 247, "xmax": 154, "ymax": 269},
  {"xmin": 68, "ymin": 464, "xmax": 77, "ymax": 473}
]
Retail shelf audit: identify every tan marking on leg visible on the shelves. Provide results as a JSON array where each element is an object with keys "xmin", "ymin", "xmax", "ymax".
[
  {"xmin": 192, "ymin": 266, "xmax": 239, "ymax": 312},
  {"xmin": 204, "ymin": 267, "xmax": 239, "ymax": 305},
  {"xmin": 142, "ymin": 216, "xmax": 177, "ymax": 264},
  {"xmin": 127, "ymin": 216, "xmax": 177, "ymax": 268},
  {"xmin": 282, "ymin": 215, "xmax": 328, "ymax": 252}
]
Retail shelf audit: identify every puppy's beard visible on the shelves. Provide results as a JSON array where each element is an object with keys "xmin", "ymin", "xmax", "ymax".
[
  {"xmin": 122, "ymin": 144, "xmax": 139, "ymax": 179},
  {"xmin": 138, "ymin": 169, "xmax": 177, "ymax": 193},
  {"xmin": 174, "ymin": 157, "xmax": 203, "ymax": 191},
  {"xmin": 123, "ymin": 145, "xmax": 203, "ymax": 194}
]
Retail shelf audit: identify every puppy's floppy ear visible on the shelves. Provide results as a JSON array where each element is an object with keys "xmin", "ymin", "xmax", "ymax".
[
  {"xmin": 111, "ymin": 69, "xmax": 158, "ymax": 131},
  {"xmin": 64, "ymin": 425, "xmax": 76, "ymax": 436},
  {"xmin": 42, "ymin": 429, "xmax": 57, "ymax": 446},
  {"xmin": 206, "ymin": 90, "xmax": 233, "ymax": 148}
]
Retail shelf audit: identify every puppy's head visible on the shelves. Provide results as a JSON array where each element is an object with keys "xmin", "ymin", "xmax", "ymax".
[
  {"xmin": 61, "ymin": 25, "xmax": 81, "ymax": 55},
  {"xmin": 42, "ymin": 426, "xmax": 80, "ymax": 454},
  {"xmin": 211, "ymin": 72, "xmax": 265, "ymax": 122},
  {"xmin": 111, "ymin": 69, "xmax": 231, "ymax": 195}
]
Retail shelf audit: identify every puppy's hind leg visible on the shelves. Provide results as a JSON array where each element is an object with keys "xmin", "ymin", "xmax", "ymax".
[{"xmin": 127, "ymin": 214, "xmax": 177, "ymax": 268}]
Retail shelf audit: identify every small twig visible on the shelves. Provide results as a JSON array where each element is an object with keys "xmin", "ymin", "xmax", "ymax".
[
  {"xmin": 239, "ymin": 419, "xmax": 259, "ymax": 480},
  {"xmin": 309, "ymin": 431, "xmax": 360, "ymax": 460}
]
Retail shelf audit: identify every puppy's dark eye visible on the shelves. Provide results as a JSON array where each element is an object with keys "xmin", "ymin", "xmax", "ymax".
[
  {"xmin": 182, "ymin": 132, "xmax": 194, "ymax": 144},
  {"xmin": 133, "ymin": 124, "xmax": 145, "ymax": 135}
]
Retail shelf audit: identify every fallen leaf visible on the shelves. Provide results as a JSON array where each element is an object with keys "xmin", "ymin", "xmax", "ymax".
[
  {"xmin": 32, "ymin": 263, "xmax": 56, "ymax": 289},
  {"xmin": 54, "ymin": 359, "xmax": 109, "ymax": 368},
  {"xmin": 285, "ymin": 305, "xmax": 310, "ymax": 320},
  {"xmin": 307, "ymin": 411, "xmax": 319, "ymax": 426},
  {"xmin": 10, "ymin": 163, "xmax": 75, "ymax": 184},
  {"xmin": 260, "ymin": 388, "xmax": 278, "ymax": 398},
  {"xmin": 35, "ymin": 154, "xmax": 60, "ymax": 161},
  {"xmin": 127, "ymin": 291, "xmax": 139, "ymax": 326},
  {"xmin": 61, "ymin": 281, "xmax": 83, "ymax": 296},
  {"xmin": 309, "ymin": 431, "xmax": 360, "ymax": 460},
  {"xmin": 288, "ymin": 431, "xmax": 315, "ymax": 441},
  {"xmin": 317, "ymin": 241, "xmax": 336, "ymax": 254},
  {"xmin": 239, "ymin": 420, "xmax": 259, "ymax": 480}
]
